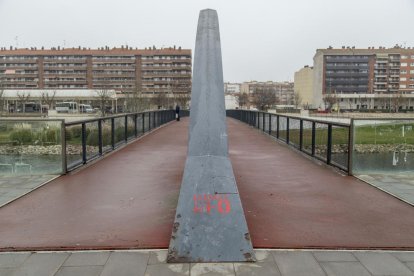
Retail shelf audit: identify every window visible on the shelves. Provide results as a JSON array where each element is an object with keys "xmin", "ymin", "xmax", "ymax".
[
  {"xmin": 401, "ymin": 55, "xmax": 408, "ymax": 59},
  {"xmin": 401, "ymin": 63, "xmax": 408, "ymax": 67},
  {"xmin": 401, "ymin": 77, "xmax": 407, "ymax": 81},
  {"xmin": 400, "ymin": 84, "xmax": 407, "ymax": 88},
  {"xmin": 411, "ymin": 55, "xmax": 414, "ymax": 59},
  {"xmin": 411, "ymin": 70, "xmax": 414, "ymax": 74},
  {"xmin": 411, "ymin": 63, "xmax": 414, "ymax": 66},
  {"xmin": 401, "ymin": 70, "xmax": 407, "ymax": 74}
]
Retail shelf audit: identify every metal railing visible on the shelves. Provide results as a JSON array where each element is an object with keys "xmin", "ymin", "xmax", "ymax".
[
  {"xmin": 227, "ymin": 109, "xmax": 352, "ymax": 173},
  {"xmin": 64, "ymin": 110, "xmax": 176, "ymax": 172}
]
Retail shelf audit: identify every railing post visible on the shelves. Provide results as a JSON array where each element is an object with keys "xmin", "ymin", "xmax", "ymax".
[
  {"xmin": 286, "ymin": 117, "xmax": 290, "ymax": 144},
  {"xmin": 134, "ymin": 114, "xmax": 138, "ymax": 137},
  {"xmin": 142, "ymin": 113, "xmax": 145, "ymax": 133},
  {"xmin": 327, "ymin": 124, "xmax": 332, "ymax": 164},
  {"xmin": 348, "ymin": 119, "xmax": 354, "ymax": 175},
  {"xmin": 276, "ymin": 115, "xmax": 280, "ymax": 139},
  {"xmin": 256, "ymin": 112, "xmax": 259, "ymax": 129},
  {"xmin": 61, "ymin": 120, "xmax": 67, "ymax": 174},
  {"xmin": 111, "ymin": 117, "xmax": 115, "ymax": 149},
  {"xmin": 81, "ymin": 123, "xmax": 87, "ymax": 164},
  {"xmin": 299, "ymin": 120, "xmax": 303, "ymax": 151},
  {"xmin": 98, "ymin": 119, "xmax": 103, "ymax": 155},
  {"xmin": 262, "ymin": 112, "xmax": 265, "ymax": 132},
  {"xmin": 124, "ymin": 115, "xmax": 128, "ymax": 143},
  {"xmin": 148, "ymin": 112, "xmax": 151, "ymax": 131},
  {"xmin": 311, "ymin": 122, "xmax": 316, "ymax": 156},
  {"xmin": 268, "ymin": 114, "xmax": 272, "ymax": 135}
]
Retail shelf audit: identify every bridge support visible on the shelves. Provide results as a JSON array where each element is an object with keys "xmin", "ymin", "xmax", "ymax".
[{"xmin": 167, "ymin": 9, "xmax": 255, "ymax": 263}]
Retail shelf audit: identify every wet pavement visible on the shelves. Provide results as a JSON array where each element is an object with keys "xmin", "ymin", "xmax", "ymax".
[
  {"xmin": 0, "ymin": 118, "xmax": 414, "ymax": 251},
  {"xmin": 227, "ymin": 119, "xmax": 414, "ymax": 249},
  {"xmin": 0, "ymin": 122, "xmax": 187, "ymax": 251}
]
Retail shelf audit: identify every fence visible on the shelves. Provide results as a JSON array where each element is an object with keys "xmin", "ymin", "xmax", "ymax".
[
  {"xmin": 64, "ymin": 110, "xmax": 176, "ymax": 172},
  {"xmin": 227, "ymin": 109, "xmax": 352, "ymax": 173},
  {"xmin": 0, "ymin": 110, "xmax": 176, "ymax": 176}
]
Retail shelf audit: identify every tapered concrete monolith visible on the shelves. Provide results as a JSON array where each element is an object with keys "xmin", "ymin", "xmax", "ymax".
[{"xmin": 167, "ymin": 9, "xmax": 255, "ymax": 263}]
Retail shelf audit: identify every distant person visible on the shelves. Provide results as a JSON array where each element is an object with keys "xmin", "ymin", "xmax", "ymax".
[{"xmin": 175, "ymin": 104, "xmax": 180, "ymax": 121}]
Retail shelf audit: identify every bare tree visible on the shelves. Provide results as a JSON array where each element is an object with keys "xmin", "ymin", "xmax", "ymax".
[
  {"xmin": 293, "ymin": 91, "xmax": 302, "ymax": 109},
  {"xmin": 174, "ymin": 93, "xmax": 191, "ymax": 109},
  {"xmin": 41, "ymin": 90, "xmax": 56, "ymax": 110},
  {"xmin": 0, "ymin": 86, "xmax": 5, "ymax": 114},
  {"xmin": 95, "ymin": 89, "xmax": 112, "ymax": 116},
  {"xmin": 236, "ymin": 93, "xmax": 249, "ymax": 108},
  {"xmin": 151, "ymin": 92, "xmax": 167, "ymax": 109},
  {"xmin": 125, "ymin": 85, "xmax": 154, "ymax": 113},
  {"xmin": 16, "ymin": 92, "xmax": 31, "ymax": 113},
  {"xmin": 0, "ymin": 74, "xmax": 4, "ymax": 113},
  {"xmin": 251, "ymin": 87, "xmax": 278, "ymax": 111},
  {"xmin": 323, "ymin": 93, "xmax": 337, "ymax": 111},
  {"xmin": 391, "ymin": 93, "xmax": 403, "ymax": 113}
]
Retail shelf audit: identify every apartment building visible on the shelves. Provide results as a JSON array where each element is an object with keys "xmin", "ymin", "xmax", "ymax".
[
  {"xmin": 0, "ymin": 46, "xmax": 192, "ymax": 96},
  {"xmin": 241, "ymin": 81, "xmax": 294, "ymax": 105},
  {"xmin": 224, "ymin": 82, "xmax": 241, "ymax": 94},
  {"xmin": 313, "ymin": 46, "xmax": 414, "ymax": 110},
  {"xmin": 294, "ymin": 65, "xmax": 314, "ymax": 108}
]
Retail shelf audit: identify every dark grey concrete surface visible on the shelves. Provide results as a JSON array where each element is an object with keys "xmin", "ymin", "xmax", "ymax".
[{"xmin": 167, "ymin": 9, "xmax": 254, "ymax": 262}]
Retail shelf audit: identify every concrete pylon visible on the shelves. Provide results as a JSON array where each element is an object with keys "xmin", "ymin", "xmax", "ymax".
[{"xmin": 167, "ymin": 9, "xmax": 255, "ymax": 263}]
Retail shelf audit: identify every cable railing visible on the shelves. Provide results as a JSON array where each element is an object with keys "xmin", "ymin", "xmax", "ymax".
[{"xmin": 227, "ymin": 109, "xmax": 352, "ymax": 173}]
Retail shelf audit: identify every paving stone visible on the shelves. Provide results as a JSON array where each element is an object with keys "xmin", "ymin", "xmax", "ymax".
[
  {"xmin": 0, "ymin": 268, "xmax": 15, "ymax": 276},
  {"xmin": 391, "ymin": 253, "xmax": 414, "ymax": 262},
  {"xmin": 190, "ymin": 263, "xmax": 235, "ymax": 276},
  {"xmin": 354, "ymin": 252, "xmax": 414, "ymax": 276},
  {"xmin": 0, "ymin": 252, "xmax": 30, "ymax": 268},
  {"xmin": 272, "ymin": 251, "xmax": 325, "ymax": 276},
  {"xmin": 253, "ymin": 250, "xmax": 275, "ymax": 262},
  {"xmin": 54, "ymin": 266, "xmax": 103, "ymax": 276},
  {"xmin": 144, "ymin": 263, "xmax": 189, "ymax": 276},
  {"xmin": 320, "ymin": 262, "xmax": 372, "ymax": 276},
  {"xmin": 406, "ymin": 262, "xmax": 414, "ymax": 272},
  {"xmin": 100, "ymin": 252, "xmax": 149, "ymax": 276},
  {"xmin": 63, "ymin": 252, "xmax": 110, "ymax": 266},
  {"xmin": 312, "ymin": 251, "xmax": 357, "ymax": 262},
  {"xmin": 148, "ymin": 250, "xmax": 168, "ymax": 264},
  {"xmin": 11, "ymin": 252, "xmax": 69, "ymax": 276},
  {"xmin": 234, "ymin": 262, "xmax": 281, "ymax": 276}
]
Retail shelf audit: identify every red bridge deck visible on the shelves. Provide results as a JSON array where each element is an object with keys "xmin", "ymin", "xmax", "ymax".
[{"xmin": 1, "ymin": 118, "xmax": 414, "ymax": 251}]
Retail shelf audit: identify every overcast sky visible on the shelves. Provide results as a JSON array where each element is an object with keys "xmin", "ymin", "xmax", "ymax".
[{"xmin": 1, "ymin": 0, "xmax": 413, "ymax": 82}]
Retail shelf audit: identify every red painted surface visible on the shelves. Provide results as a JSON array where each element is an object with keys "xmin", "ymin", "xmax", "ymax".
[
  {"xmin": 1, "ymin": 118, "xmax": 414, "ymax": 251},
  {"xmin": 0, "ymin": 120, "xmax": 188, "ymax": 251},
  {"xmin": 193, "ymin": 194, "xmax": 231, "ymax": 214},
  {"xmin": 228, "ymin": 118, "xmax": 414, "ymax": 249}
]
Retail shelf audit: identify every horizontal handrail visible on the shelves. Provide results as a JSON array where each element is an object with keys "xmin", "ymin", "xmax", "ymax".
[
  {"xmin": 226, "ymin": 109, "xmax": 352, "ymax": 174},
  {"xmin": 64, "ymin": 109, "xmax": 178, "ymax": 173}
]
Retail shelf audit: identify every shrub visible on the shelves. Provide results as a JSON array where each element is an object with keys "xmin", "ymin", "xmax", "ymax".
[
  {"xmin": 115, "ymin": 127, "xmax": 125, "ymax": 142},
  {"xmin": 86, "ymin": 128, "xmax": 111, "ymax": 146},
  {"xmin": 10, "ymin": 129, "xmax": 33, "ymax": 144},
  {"xmin": 69, "ymin": 126, "xmax": 82, "ymax": 138}
]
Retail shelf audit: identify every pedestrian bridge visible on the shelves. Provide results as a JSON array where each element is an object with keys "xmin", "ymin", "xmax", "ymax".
[{"xmin": 1, "ymin": 116, "xmax": 414, "ymax": 252}]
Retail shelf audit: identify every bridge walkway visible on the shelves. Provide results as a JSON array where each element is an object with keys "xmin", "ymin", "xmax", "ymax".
[{"xmin": 1, "ymin": 118, "xmax": 414, "ymax": 251}]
